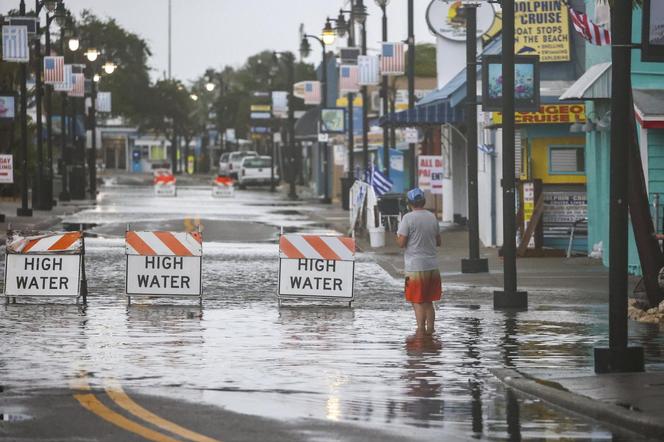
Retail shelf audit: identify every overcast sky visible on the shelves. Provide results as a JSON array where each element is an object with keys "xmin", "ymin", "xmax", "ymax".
[{"xmin": 21, "ymin": 0, "xmax": 437, "ymax": 83}]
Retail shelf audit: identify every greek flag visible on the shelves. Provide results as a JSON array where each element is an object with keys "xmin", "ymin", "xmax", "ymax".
[
  {"xmin": 367, "ymin": 165, "xmax": 393, "ymax": 197},
  {"xmin": 2, "ymin": 25, "xmax": 29, "ymax": 63}
]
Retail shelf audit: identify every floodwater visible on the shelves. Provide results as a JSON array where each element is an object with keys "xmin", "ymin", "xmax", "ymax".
[{"xmin": 2, "ymin": 184, "xmax": 663, "ymax": 441}]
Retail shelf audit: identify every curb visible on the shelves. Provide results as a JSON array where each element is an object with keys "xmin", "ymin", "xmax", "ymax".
[{"xmin": 491, "ymin": 368, "xmax": 664, "ymax": 439}]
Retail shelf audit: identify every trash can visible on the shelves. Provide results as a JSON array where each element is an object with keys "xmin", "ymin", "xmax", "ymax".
[{"xmin": 341, "ymin": 177, "xmax": 353, "ymax": 211}]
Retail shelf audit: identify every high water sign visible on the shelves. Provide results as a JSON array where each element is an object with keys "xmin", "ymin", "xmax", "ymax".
[{"xmin": 278, "ymin": 234, "xmax": 356, "ymax": 301}]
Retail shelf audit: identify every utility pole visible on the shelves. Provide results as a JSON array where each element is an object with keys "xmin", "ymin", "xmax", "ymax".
[
  {"xmin": 493, "ymin": 0, "xmax": 527, "ymax": 309},
  {"xmin": 33, "ymin": 1, "xmax": 46, "ymax": 210},
  {"xmin": 593, "ymin": 1, "xmax": 644, "ymax": 373},
  {"xmin": 89, "ymin": 78, "xmax": 97, "ymax": 199},
  {"xmin": 168, "ymin": 0, "xmax": 172, "ymax": 80},
  {"xmin": 59, "ymin": 24, "xmax": 70, "ymax": 202},
  {"xmin": 17, "ymin": 0, "xmax": 32, "ymax": 217},
  {"xmin": 360, "ymin": 2, "xmax": 369, "ymax": 174},
  {"xmin": 407, "ymin": 0, "xmax": 415, "ymax": 189},
  {"xmin": 461, "ymin": 4, "xmax": 488, "ymax": 274}
]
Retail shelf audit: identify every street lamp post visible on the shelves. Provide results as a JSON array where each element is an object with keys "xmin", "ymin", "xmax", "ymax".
[
  {"xmin": 407, "ymin": 0, "xmax": 416, "ymax": 189},
  {"xmin": 375, "ymin": 0, "xmax": 389, "ymax": 178},
  {"xmin": 274, "ymin": 51, "xmax": 297, "ymax": 199},
  {"xmin": 353, "ymin": 0, "xmax": 370, "ymax": 174},
  {"xmin": 461, "ymin": 4, "xmax": 488, "ymax": 274},
  {"xmin": 58, "ymin": 18, "xmax": 77, "ymax": 202},
  {"xmin": 17, "ymin": 0, "xmax": 32, "ymax": 217},
  {"xmin": 43, "ymin": 1, "xmax": 66, "ymax": 210},
  {"xmin": 301, "ymin": 20, "xmax": 335, "ymax": 203}
]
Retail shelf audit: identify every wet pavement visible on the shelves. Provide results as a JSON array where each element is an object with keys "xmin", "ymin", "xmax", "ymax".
[{"xmin": 1, "ymin": 183, "xmax": 664, "ymax": 441}]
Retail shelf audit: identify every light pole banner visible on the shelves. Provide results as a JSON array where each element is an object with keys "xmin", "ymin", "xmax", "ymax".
[
  {"xmin": 96, "ymin": 92, "xmax": 112, "ymax": 112},
  {"xmin": 68, "ymin": 74, "xmax": 85, "ymax": 97},
  {"xmin": 358, "ymin": 55, "xmax": 380, "ymax": 86},
  {"xmin": 271, "ymin": 91, "xmax": 288, "ymax": 117},
  {"xmin": 303, "ymin": 81, "xmax": 321, "ymax": 105},
  {"xmin": 44, "ymin": 56, "xmax": 65, "ymax": 84},
  {"xmin": 1, "ymin": 26, "xmax": 29, "ymax": 63},
  {"xmin": 380, "ymin": 42, "xmax": 405, "ymax": 76},
  {"xmin": 0, "ymin": 155, "xmax": 13, "ymax": 183},
  {"xmin": 54, "ymin": 65, "xmax": 73, "ymax": 92},
  {"xmin": 339, "ymin": 65, "xmax": 360, "ymax": 93}
]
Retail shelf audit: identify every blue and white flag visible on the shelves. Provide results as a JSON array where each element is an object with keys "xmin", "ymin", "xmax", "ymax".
[
  {"xmin": 358, "ymin": 55, "xmax": 380, "ymax": 86},
  {"xmin": 366, "ymin": 165, "xmax": 393, "ymax": 197},
  {"xmin": 2, "ymin": 25, "xmax": 29, "ymax": 63},
  {"xmin": 96, "ymin": 92, "xmax": 112, "ymax": 112}
]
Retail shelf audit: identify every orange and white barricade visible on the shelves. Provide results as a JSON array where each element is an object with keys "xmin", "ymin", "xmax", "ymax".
[
  {"xmin": 278, "ymin": 234, "xmax": 356, "ymax": 306},
  {"xmin": 212, "ymin": 175, "xmax": 234, "ymax": 198},
  {"xmin": 153, "ymin": 169, "xmax": 176, "ymax": 197},
  {"xmin": 125, "ymin": 229, "xmax": 203, "ymax": 303},
  {"xmin": 4, "ymin": 230, "xmax": 86, "ymax": 302}
]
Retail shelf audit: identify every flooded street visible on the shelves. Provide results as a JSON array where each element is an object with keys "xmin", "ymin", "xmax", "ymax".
[{"xmin": 2, "ymin": 184, "xmax": 663, "ymax": 441}]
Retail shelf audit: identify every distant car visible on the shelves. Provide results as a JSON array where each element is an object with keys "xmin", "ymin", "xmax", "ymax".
[
  {"xmin": 237, "ymin": 156, "xmax": 278, "ymax": 189},
  {"xmin": 218, "ymin": 152, "xmax": 231, "ymax": 176},
  {"xmin": 228, "ymin": 151, "xmax": 258, "ymax": 179}
]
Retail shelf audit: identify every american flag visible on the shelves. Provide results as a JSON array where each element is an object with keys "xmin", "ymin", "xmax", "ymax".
[
  {"xmin": 96, "ymin": 92, "xmax": 112, "ymax": 112},
  {"xmin": 303, "ymin": 81, "xmax": 321, "ymax": 105},
  {"xmin": 339, "ymin": 65, "xmax": 360, "ymax": 93},
  {"xmin": 54, "ymin": 64, "xmax": 73, "ymax": 92},
  {"xmin": 358, "ymin": 55, "xmax": 380, "ymax": 86},
  {"xmin": 2, "ymin": 25, "xmax": 29, "ymax": 63},
  {"xmin": 68, "ymin": 73, "xmax": 85, "ymax": 97},
  {"xmin": 569, "ymin": 7, "xmax": 611, "ymax": 46},
  {"xmin": 44, "ymin": 56, "xmax": 65, "ymax": 84},
  {"xmin": 380, "ymin": 42, "xmax": 405, "ymax": 76}
]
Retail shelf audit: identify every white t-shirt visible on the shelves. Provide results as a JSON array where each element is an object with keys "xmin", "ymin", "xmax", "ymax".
[{"xmin": 397, "ymin": 209, "xmax": 440, "ymax": 272}]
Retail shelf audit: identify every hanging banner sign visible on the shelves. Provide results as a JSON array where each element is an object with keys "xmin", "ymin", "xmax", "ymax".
[
  {"xmin": 514, "ymin": 0, "xmax": 571, "ymax": 62},
  {"xmin": 250, "ymin": 104, "xmax": 271, "ymax": 112},
  {"xmin": 0, "ymin": 154, "xmax": 13, "ymax": 183},
  {"xmin": 125, "ymin": 231, "xmax": 202, "ymax": 298},
  {"xmin": 278, "ymin": 234, "xmax": 355, "ymax": 301},
  {"xmin": 4, "ymin": 231, "xmax": 83, "ymax": 298},
  {"xmin": 492, "ymin": 104, "xmax": 586, "ymax": 125},
  {"xmin": 417, "ymin": 155, "xmax": 444, "ymax": 195}
]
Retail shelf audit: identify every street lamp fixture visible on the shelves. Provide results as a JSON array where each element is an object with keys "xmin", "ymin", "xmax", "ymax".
[
  {"xmin": 205, "ymin": 81, "xmax": 215, "ymax": 92},
  {"xmin": 85, "ymin": 48, "xmax": 99, "ymax": 62},
  {"xmin": 103, "ymin": 61, "xmax": 117, "ymax": 74},
  {"xmin": 93, "ymin": 73, "xmax": 101, "ymax": 82},
  {"xmin": 352, "ymin": 0, "xmax": 368, "ymax": 25},
  {"xmin": 299, "ymin": 37, "xmax": 311, "ymax": 58},
  {"xmin": 322, "ymin": 20, "xmax": 336, "ymax": 46},
  {"xmin": 190, "ymin": 93, "xmax": 199, "ymax": 101},
  {"xmin": 335, "ymin": 11, "xmax": 347, "ymax": 37},
  {"xmin": 54, "ymin": 1, "xmax": 66, "ymax": 26}
]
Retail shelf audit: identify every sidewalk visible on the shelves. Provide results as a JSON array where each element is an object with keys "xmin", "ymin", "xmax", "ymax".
[
  {"xmin": 302, "ymin": 196, "xmax": 634, "ymax": 297},
  {"xmin": 0, "ymin": 198, "xmax": 94, "ymax": 240}
]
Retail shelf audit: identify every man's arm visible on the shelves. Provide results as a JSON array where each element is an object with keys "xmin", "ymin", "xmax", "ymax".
[
  {"xmin": 397, "ymin": 234, "xmax": 408, "ymax": 248},
  {"xmin": 436, "ymin": 234, "xmax": 442, "ymax": 247}
]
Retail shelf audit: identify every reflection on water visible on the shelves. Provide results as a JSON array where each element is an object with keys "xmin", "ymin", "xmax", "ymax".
[{"xmin": 0, "ymin": 186, "xmax": 660, "ymax": 440}]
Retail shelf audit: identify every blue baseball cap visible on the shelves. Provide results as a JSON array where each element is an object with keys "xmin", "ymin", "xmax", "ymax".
[{"xmin": 407, "ymin": 187, "xmax": 425, "ymax": 203}]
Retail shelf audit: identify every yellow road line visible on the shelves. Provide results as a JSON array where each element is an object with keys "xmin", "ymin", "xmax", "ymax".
[
  {"xmin": 104, "ymin": 379, "xmax": 221, "ymax": 442},
  {"xmin": 74, "ymin": 393, "xmax": 181, "ymax": 442}
]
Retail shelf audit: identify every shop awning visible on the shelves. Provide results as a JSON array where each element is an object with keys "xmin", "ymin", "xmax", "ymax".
[
  {"xmin": 295, "ymin": 106, "xmax": 319, "ymax": 141},
  {"xmin": 378, "ymin": 101, "xmax": 464, "ymax": 127},
  {"xmin": 559, "ymin": 62, "xmax": 612, "ymax": 100},
  {"xmin": 634, "ymin": 89, "xmax": 664, "ymax": 129}
]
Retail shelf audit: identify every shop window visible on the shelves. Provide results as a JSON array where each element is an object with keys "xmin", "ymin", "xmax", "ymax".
[
  {"xmin": 549, "ymin": 146, "xmax": 585, "ymax": 175},
  {"xmin": 149, "ymin": 145, "xmax": 167, "ymax": 161}
]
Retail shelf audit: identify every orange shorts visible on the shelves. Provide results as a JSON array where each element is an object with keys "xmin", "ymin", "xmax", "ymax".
[{"xmin": 404, "ymin": 270, "xmax": 442, "ymax": 303}]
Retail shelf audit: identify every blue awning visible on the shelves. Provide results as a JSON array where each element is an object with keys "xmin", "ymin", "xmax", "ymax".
[{"xmin": 379, "ymin": 100, "xmax": 464, "ymax": 127}]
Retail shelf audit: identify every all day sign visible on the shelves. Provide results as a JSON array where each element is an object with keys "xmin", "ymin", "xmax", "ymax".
[{"xmin": 417, "ymin": 156, "xmax": 444, "ymax": 195}]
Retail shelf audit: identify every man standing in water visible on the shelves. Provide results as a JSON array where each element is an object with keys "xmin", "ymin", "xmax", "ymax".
[{"xmin": 397, "ymin": 188, "xmax": 442, "ymax": 335}]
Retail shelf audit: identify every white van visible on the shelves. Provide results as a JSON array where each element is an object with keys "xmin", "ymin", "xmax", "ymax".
[
  {"xmin": 228, "ymin": 151, "xmax": 258, "ymax": 179},
  {"xmin": 237, "ymin": 156, "xmax": 278, "ymax": 189}
]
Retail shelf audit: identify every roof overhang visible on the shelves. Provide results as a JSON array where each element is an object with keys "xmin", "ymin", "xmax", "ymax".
[{"xmin": 559, "ymin": 62, "xmax": 612, "ymax": 100}]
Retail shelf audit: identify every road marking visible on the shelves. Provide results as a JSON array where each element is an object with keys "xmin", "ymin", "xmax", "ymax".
[
  {"xmin": 104, "ymin": 379, "xmax": 220, "ymax": 442},
  {"xmin": 73, "ymin": 393, "xmax": 181, "ymax": 442}
]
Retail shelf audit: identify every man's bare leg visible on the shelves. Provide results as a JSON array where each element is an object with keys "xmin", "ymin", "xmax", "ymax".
[
  {"xmin": 424, "ymin": 302, "xmax": 435, "ymax": 335},
  {"xmin": 412, "ymin": 303, "xmax": 426, "ymax": 334}
]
